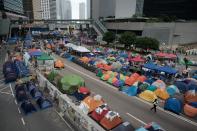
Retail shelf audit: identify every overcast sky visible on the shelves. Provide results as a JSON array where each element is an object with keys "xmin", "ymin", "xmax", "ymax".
[{"xmin": 71, "ymin": 0, "xmax": 86, "ymax": 19}]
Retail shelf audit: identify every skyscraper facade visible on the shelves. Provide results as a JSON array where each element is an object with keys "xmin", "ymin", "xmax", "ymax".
[
  {"xmin": 41, "ymin": 0, "xmax": 50, "ymax": 19},
  {"xmin": 32, "ymin": 0, "xmax": 42, "ymax": 19},
  {"xmin": 49, "ymin": 0, "xmax": 57, "ymax": 19},
  {"xmin": 23, "ymin": 0, "xmax": 34, "ymax": 20},
  {"xmin": 79, "ymin": 2, "xmax": 85, "ymax": 19},
  {"xmin": 1, "ymin": 0, "xmax": 24, "ymax": 15}
]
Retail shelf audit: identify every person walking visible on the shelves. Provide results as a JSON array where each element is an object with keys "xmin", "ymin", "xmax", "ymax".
[{"xmin": 151, "ymin": 99, "xmax": 158, "ymax": 113}]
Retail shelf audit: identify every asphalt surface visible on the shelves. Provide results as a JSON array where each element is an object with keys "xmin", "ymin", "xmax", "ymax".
[
  {"xmin": 0, "ymin": 46, "xmax": 73, "ymax": 131},
  {"xmin": 53, "ymin": 53, "xmax": 197, "ymax": 131}
]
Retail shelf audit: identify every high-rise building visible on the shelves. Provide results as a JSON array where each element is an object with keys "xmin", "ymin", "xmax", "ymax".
[
  {"xmin": 23, "ymin": 0, "xmax": 34, "ymax": 20},
  {"xmin": 143, "ymin": 0, "xmax": 197, "ymax": 20},
  {"xmin": 91, "ymin": 0, "xmax": 115, "ymax": 19},
  {"xmin": 55, "ymin": 0, "xmax": 71, "ymax": 20},
  {"xmin": 0, "ymin": 0, "xmax": 24, "ymax": 15},
  {"xmin": 49, "ymin": 0, "xmax": 57, "ymax": 19},
  {"xmin": 32, "ymin": 0, "xmax": 42, "ymax": 19},
  {"xmin": 79, "ymin": 2, "xmax": 85, "ymax": 19},
  {"xmin": 41, "ymin": 0, "xmax": 50, "ymax": 19},
  {"xmin": 86, "ymin": 0, "xmax": 90, "ymax": 19}
]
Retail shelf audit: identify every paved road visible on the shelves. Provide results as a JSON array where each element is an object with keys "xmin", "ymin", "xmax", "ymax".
[
  {"xmin": 0, "ymin": 46, "xmax": 73, "ymax": 131},
  {"xmin": 53, "ymin": 54, "xmax": 197, "ymax": 131}
]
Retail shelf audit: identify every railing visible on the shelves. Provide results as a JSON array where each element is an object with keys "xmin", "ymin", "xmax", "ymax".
[{"xmin": 93, "ymin": 19, "xmax": 108, "ymax": 36}]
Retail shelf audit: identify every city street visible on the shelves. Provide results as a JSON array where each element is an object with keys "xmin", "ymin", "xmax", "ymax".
[{"xmin": 53, "ymin": 53, "xmax": 197, "ymax": 131}]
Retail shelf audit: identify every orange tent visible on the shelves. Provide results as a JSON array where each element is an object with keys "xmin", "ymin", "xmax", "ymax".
[
  {"xmin": 80, "ymin": 57, "xmax": 90, "ymax": 63},
  {"xmin": 46, "ymin": 44, "xmax": 55, "ymax": 49},
  {"xmin": 154, "ymin": 88, "xmax": 169, "ymax": 100},
  {"xmin": 125, "ymin": 73, "xmax": 140, "ymax": 86},
  {"xmin": 184, "ymin": 104, "xmax": 197, "ymax": 117},
  {"xmin": 80, "ymin": 95, "xmax": 104, "ymax": 114},
  {"xmin": 103, "ymin": 64, "xmax": 112, "ymax": 71},
  {"xmin": 96, "ymin": 63, "xmax": 104, "ymax": 68},
  {"xmin": 100, "ymin": 111, "xmax": 122, "ymax": 130},
  {"xmin": 137, "ymin": 75, "xmax": 147, "ymax": 82},
  {"xmin": 185, "ymin": 91, "xmax": 197, "ymax": 103},
  {"xmin": 54, "ymin": 60, "xmax": 64, "ymax": 68}
]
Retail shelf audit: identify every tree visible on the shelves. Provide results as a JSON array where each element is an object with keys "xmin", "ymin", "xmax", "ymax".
[
  {"xmin": 135, "ymin": 37, "xmax": 159, "ymax": 50},
  {"xmin": 102, "ymin": 31, "xmax": 115, "ymax": 44},
  {"xmin": 119, "ymin": 32, "xmax": 136, "ymax": 49}
]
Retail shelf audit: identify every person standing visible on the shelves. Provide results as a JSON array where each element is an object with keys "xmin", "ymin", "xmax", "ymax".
[{"xmin": 151, "ymin": 99, "xmax": 158, "ymax": 113}]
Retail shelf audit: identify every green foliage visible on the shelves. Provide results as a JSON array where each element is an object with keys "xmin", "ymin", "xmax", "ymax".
[
  {"xmin": 103, "ymin": 31, "xmax": 115, "ymax": 44},
  {"xmin": 135, "ymin": 37, "xmax": 159, "ymax": 50},
  {"xmin": 119, "ymin": 32, "xmax": 136, "ymax": 49}
]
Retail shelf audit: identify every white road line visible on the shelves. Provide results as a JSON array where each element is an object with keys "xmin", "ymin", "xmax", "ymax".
[
  {"xmin": 54, "ymin": 110, "xmax": 75, "ymax": 131},
  {"xmin": 15, "ymin": 100, "xmax": 18, "ymax": 105},
  {"xmin": 0, "ymin": 86, "xmax": 9, "ymax": 91},
  {"xmin": 21, "ymin": 118, "xmax": 25, "ymax": 125},
  {"xmin": 0, "ymin": 91, "xmax": 12, "ymax": 95},
  {"xmin": 126, "ymin": 113, "xmax": 147, "ymax": 125},
  {"xmin": 18, "ymin": 108, "xmax": 21, "ymax": 114},
  {"xmin": 9, "ymin": 84, "xmax": 14, "ymax": 97},
  {"xmin": 54, "ymin": 54, "xmax": 197, "ymax": 126}
]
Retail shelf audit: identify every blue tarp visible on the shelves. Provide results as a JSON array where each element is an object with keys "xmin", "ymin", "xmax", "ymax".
[
  {"xmin": 164, "ymin": 98, "xmax": 182, "ymax": 114},
  {"xmin": 143, "ymin": 62, "xmax": 158, "ymax": 70},
  {"xmin": 29, "ymin": 51, "xmax": 42, "ymax": 56},
  {"xmin": 157, "ymin": 66, "xmax": 178, "ymax": 74},
  {"xmin": 188, "ymin": 83, "xmax": 197, "ymax": 91}
]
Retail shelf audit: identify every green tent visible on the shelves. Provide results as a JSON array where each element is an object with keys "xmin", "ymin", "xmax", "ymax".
[
  {"xmin": 147, "ymin": 85, "xmax": 157, "ymax": 91},
  {"xmin": 47, "ymin": 70, "xmax": 58, "ymax": 82},
  {"xmin": 58, "ymin": 74, "xmax": 85, "ymax": 94},
  {"xmin": 37, "ymin": 53, "xmax": 53, "ymax": 61},
  {"xmin": 96, "ymin": 69, "xmax": 103, "ymax": 77}
]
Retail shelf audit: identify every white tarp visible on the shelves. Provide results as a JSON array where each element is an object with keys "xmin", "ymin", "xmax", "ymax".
[{"xmin": 73, "ymin": 46, "xmax": 90, "ymax": 53}]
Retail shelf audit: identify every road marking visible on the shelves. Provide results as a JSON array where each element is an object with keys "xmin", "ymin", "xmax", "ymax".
[
  {"xmin": 15, "ymin": 100, "xmax": 18, "ymax": 105},
  {"xmin": 0, "ymin": 91, "xmax": 12, "ymax": 95},
  {"xmin": 0, "ymin": 86, "xmax": 9, "ymax": 91},
  {"xmin": 53, "ymin": 53, "xmax": 197, "ymax": 127},
  {"xmin": 126, "ymin": 113, "xmax": 147, "ymax": 125},
  {"xmin": 21, "ymin": 118, "xmax": 25, "ymax": 125},
  {"xmin": 54, "ymin": 110, "xmax": 75, "ymax": 131},
  {"xmin": 9, "ymin": 84, "xmax": 14, "ymax": 97},
  {"xmin": 18, "ymin": 108, "xmax": 21, "ymax": 114}
]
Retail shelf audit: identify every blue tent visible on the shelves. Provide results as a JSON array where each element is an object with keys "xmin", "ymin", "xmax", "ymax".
[
  {"xmin": 29, "ymin": 51, "xmax": 42, "ymax": 57},
  {"xmin": 164, "ymin": 98, "xmax": 182, "ymax": 115},
  {"xmin": 143, "ymin": 62, "xmax": 158, "ymax": 70},
  {"xmin": 122, "ymin": 86, "xmax": 138, "ymax": 96},
  {"xmin": 188, "ymin": 83, "xmax": 197, "ymax": 91},
  {"xmin": 157, "ymin": 66, "xmax": 178, "ymax": 74},
  {"xmin": 174, "ymin": 81, "xmax": 188, "ymax": 93},
  {"xmin": 36, "ymin": 97, "xmax": 52, "ymax": 109}
]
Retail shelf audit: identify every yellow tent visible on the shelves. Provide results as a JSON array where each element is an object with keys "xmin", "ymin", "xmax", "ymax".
[
  {"xmin": 154, "ymin": 88, "xmax": 169, "ymax": 100},
  {"xmin": 139, "ymin": 90, "xmax": 157, "ymax": 102}
]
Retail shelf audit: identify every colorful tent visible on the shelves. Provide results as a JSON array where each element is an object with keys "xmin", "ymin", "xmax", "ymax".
[
  {"xmin": 137, "ymin": 75, "xmax": 147, "ymax": 83},
  {"xmin": 113, "ymin": 80, "xmax": 125, "ymax": 88},
  {"xmin": 108, "ymin": 77, "xmax": 118, "ymax": 84},
  {"xmin": 147, "ymin": 85, "xmax": 157, "ymax": 91},
  {"xmin": 154, "ymin": 88, "xmax": 169, "ymax": 100},
  {"xmin": 164, "ymin": 98, "xmax": 182, "ymax": 114},
  {"xmin": 174, "ymin": 81, "xmax": 188, "ymax": 93},
  {"xmin": 79, "ymin": 95, "xmax": 104, "ymax": 114},
  {"xmin": 152, "ymin": 80, "xmax": 166, "ymax": 89},
  {"xmin": 59, "ymin": 74, "xmax": 85, "ymax": 94},
  {"xmin": 185, "ymin": 90, "xmax": 197, "ymax": 103},
  {"xmin": 100, "ymin": 111, "xmax": 122, "ymax": 130},
  {"xmin": 139, "ymin": 90, "xmax": 157, "ymax": 102},
  {"xmin": 125, "ymin": 73, "xmax": 140, "ymax": 86},
  {"xmin": 54, "ymin": 60, "xmax": 64, "ymax": 68},
  {"xmin": 130, "ymin": 56, "xmax": 145, "ymax": 62},
  {"xmin": 166, "ymin": 85, "xmax": 180, "ymax": 96},
  {"xmin": 184, "ymin": 104, "xmax": 197, "ymax": 117},
  {"xmin": 122, "ymin": 86, "xmax": 138, "ymax": 96},
  {"xmin": 37, "ymin": 53, "xmax": 53, "ymax": 61},
  {"xmin": 80, "ymin": 57, "xmax": 90, "ymax": 63}
]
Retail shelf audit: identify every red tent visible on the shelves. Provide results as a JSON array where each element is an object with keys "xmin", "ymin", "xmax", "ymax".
[
  {"xmin": 155, "ymin": 52, "xmax": 177, "ymax": 59},
  {"xmin": 130, "ymin": 56, "xmax": 145, "ymax": 62},
  {"xmin": 78, "ymin": 87, "xmax": 90, "ymax": 95}
]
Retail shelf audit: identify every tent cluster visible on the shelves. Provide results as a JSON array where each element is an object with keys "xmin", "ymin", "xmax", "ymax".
[{"xmin": 15, "ymin": 80, "xmax": 52, "ymax": 115}]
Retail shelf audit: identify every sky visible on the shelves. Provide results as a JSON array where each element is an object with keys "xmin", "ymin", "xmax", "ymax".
[{"xmin": 71, "ymin": 0, "xmax": 86, "ymax": 19}]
